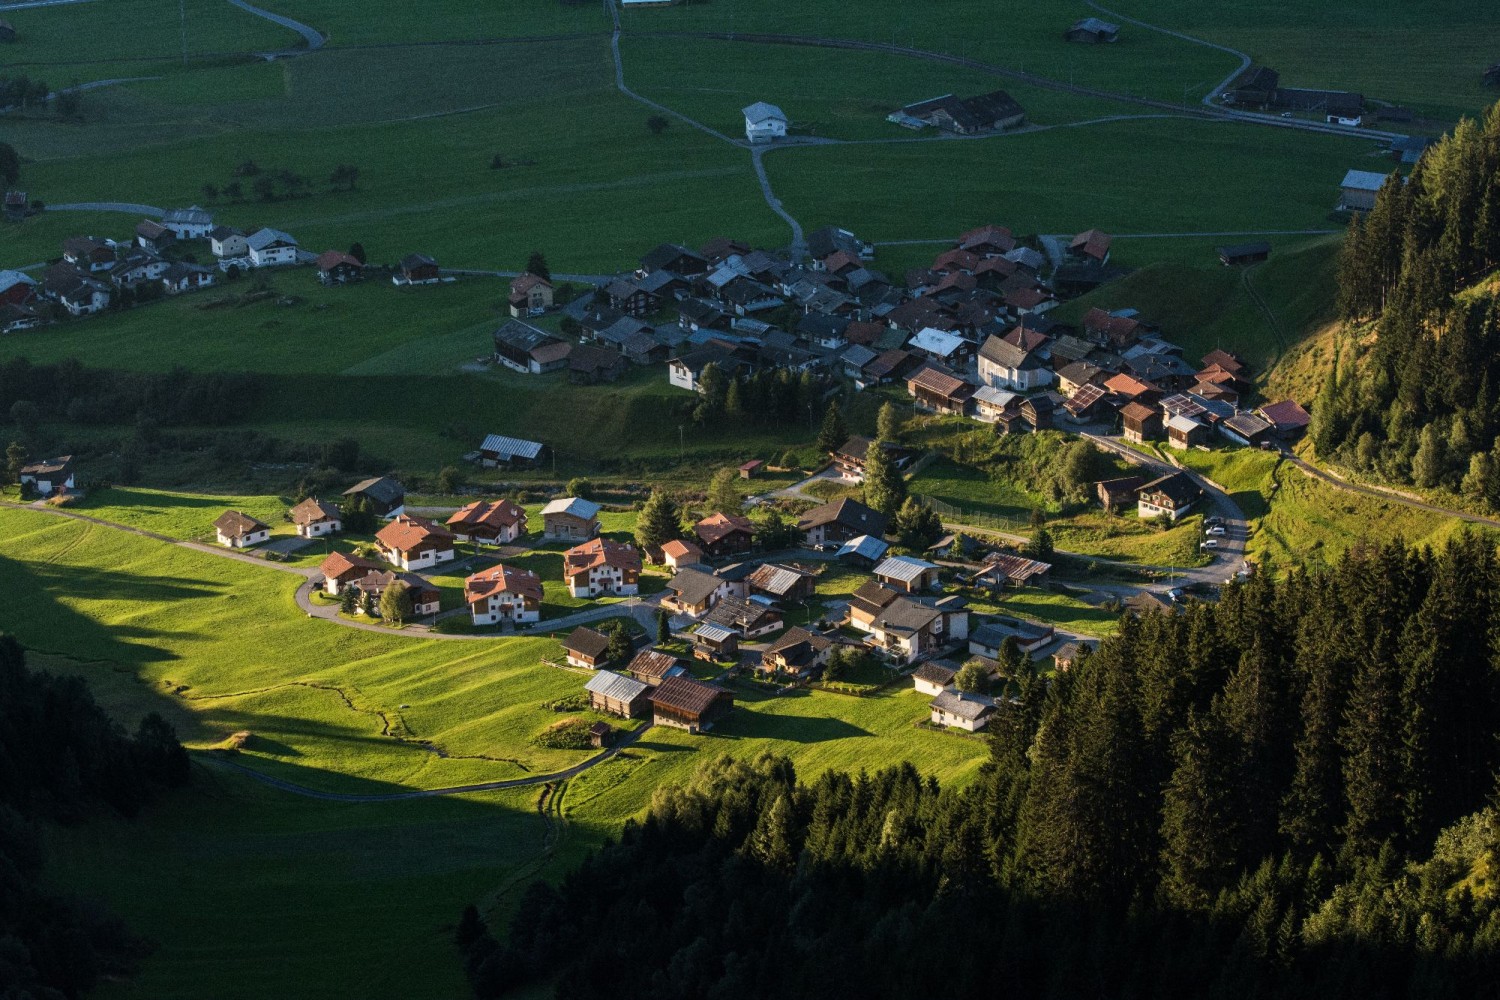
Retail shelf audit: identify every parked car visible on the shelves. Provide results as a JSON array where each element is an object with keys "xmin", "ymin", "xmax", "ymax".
[
  {"xmin": 1200, "ymin": 540, "xmax": 1220, "ymax": 549},
  {"xmin": 1204, "ymin": 516, "xmax": 1224, "ymax": 527},
  {"xmin": 1206, "ymin": 527, "xmax": 1226, "ymax": 536}
]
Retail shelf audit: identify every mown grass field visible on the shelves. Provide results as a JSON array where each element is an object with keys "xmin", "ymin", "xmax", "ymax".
[
  {"xmin": 2, "ymin": 0, "xmax": 297, "ymax": 68},
  {"xmin": 1110, "ymin": 0, "xmax": 1500, "ymax": 120},
  {"xmin": 67, "ymin": 486, "xmax": 294, "ymax": 539}
]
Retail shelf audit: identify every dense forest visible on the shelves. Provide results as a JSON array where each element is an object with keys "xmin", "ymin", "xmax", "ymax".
[
  {"xmin": 1317, "ymin": 102, "xmax": 1500, "ymax": 504},
  {"xmin": 464, "ymin": 537, "xmax": 1500, "ymax": 998},
  {"xmin": 0, "ymin": 634, "xmax": 190, "ymax": 998}
]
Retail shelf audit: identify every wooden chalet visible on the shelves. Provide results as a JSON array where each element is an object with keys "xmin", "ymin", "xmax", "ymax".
[
  {"xmin": 647, "ymin": 676, "xmax": 734, "ymax": 733},
  {"xmin": 694, "ymin": 512, "xmax": 755, "ymax": 558},
  {"xmin": 562, "ymin": 626, "xmax": 613, "ymax": 669},
  {"xmin": 584, "ymin": 670, "xmax": 650, "ymax": 718}
]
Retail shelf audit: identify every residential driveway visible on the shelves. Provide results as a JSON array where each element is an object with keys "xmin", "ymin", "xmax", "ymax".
[
  {"xmin": 768, "ymin": 466, "xmax": 847, "ymax": 501},
  {"xmin": 262, "ymin": 535, "xmax": 316, "ymax": 556}
]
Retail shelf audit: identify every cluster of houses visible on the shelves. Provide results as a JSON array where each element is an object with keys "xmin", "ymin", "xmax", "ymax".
[{"xmin": 3, "ymin": 204, "xmax": 451, "ymax": 332}]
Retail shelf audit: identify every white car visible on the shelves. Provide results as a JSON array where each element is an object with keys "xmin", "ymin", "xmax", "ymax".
[
  {"xmin": 1206, "ymin": 527, "xmax": 1226, "ymax": 536},
  {"xmin": 1200, "ymin": 540, "xmax": 1220, "ymax": 549}
]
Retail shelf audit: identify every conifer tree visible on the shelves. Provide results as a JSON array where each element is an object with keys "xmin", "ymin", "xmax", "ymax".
[
  {"xmin": 635, "ymin": 490, "xmax": 682, "ymax": 554},
  {"xmin": 745, "ymin": 792, "xmax": 797, "ymax": 874},
  {"xmin": 817, "ymin": 399, "xmax": 848, "ymax": 454},
  {"xmin": 862, "ymin": 439, "xmax": 906, "ymax": 518},
  {"xmin": 876, "ymin": 400, "xmax": 902, "ymax": 442},
  {"xmin": 1159, "ymin": 709, "xmax": 1240, "ymax": 910}
]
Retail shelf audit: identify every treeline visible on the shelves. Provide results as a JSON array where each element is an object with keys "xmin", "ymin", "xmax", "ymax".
[
  {"xmin": 690, "ymin": 363, "xmax": 829, "ymax": 428},
  {"xmin": 0, "ymin": 634, "xmax": 191, "ymax": 997},
  {"xmin": 0, "ymin": 357, "xmax": 260, "ymax": 428},
  {"xmin": 463, "ymin": 537, "xmax": 1500, "ymax": 998},
  {"xmin": 1318, "ymin": 102, "xmax": 1500, "ymax": 500}
]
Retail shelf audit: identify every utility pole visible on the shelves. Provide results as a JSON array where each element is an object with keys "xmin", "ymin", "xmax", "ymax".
[
  {"xmin": 678, "ymin": 424, "xmax": 684, "ymax": 462},
  {"xmin": 179, "ymin": 0, "xmax": 188, "ymax": 65}
]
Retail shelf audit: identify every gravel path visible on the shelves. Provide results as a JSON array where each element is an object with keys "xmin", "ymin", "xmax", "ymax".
[
  {"xmin": 45, "ymin": 201, "xmax": 165, "ymax": 217},
  {"xmin": 227, "ymin": 0, "xmax": 324, "ymax": 52}
]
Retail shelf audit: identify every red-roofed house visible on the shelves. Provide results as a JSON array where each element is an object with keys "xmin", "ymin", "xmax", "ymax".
[
  {"xmin": 375, "ymin": 515, "xmax": 456, "ymax": 570},
  {"xmin": 563, "ymin": 538, "xmax": 642, "ymax": 598},
  {"xmin": 1257, "ymin": 399, "xmax": 1311, "ymax": 440},
  {"xmin": 464, "ymin": 565, "xmax": 543, "ymax": 625},
  {"xmin": 906, "ymin": 366, "xmax": 974, "ymax": 416},
  {"xmin": 660, "ymin": 538, "xmax": 704, "ymax": 570},
  {"xmin": 318, "ymin": 551, "xmax": 384, "ymax": 595},
  {"xmin": 509, "ymin": 273, "xmax": 554, "ymax": 317},
  {"xmin": 316, "ymin": 251, "xmax": 363, "ymax": 285},
  {"xmin": 1068, "ymin": 228, "xmax": 1113, "ymax": 264},
  {"xmin": 446, "ymin": 499, "xmax": 528, "ymax": 546}
]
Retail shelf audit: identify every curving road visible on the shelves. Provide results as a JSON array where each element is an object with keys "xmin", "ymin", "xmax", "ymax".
[
  {"xmin": 200, "ymin": 721, "xmax": 650, "ymax": 802},
  {"xmin": 227, "ymin": 0, "xmax": 324, "ymax": 53}
]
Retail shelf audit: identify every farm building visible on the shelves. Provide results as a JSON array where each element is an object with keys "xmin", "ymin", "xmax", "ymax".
[
  {"xmin": 161, "ymin": 262, "xmax": 217, "ymax": 295},
  {"xmin": 493, "ymin": 320, "xmax": 572, "ymax": 374},
  {"xmin": 898, "ymin": 91, "xmax": 1025, "ymax": 134},
  {"xmin": 316, "ymin": 251, "xmax": 364, "ymax": 285},
  {"xmin": 659, "ymin": 538, "xmax": 704, "ymax": 570},
  {"xmin": 1225, "ymin": 66, "xmax": 1279, "ymax": 107},
  {"xmin": 691, "ymin": 622, "xmax": 739, "ymax": 662},
  {"xmin": 563, "ymin": 627, "xmax": 614, "ymax": 669},
  {"xmin": 585, "ymin": 671, "xmax": 650, "ymax": 719},
  {"xmin": 834, "ymin": 534, "xmax": 889, "ymax": 570},
  {"xmin": 799, "ymin": 498, "xmax": 888, "ymax": 548},
  {"xmin": 375, "ymin": 515, "xmax": 457, "ymax": 570},
  {"xmin": 1096, "ymin": 476, "xmax": 1146, "ymax": 511},
  {"xmin": 747, "ymin": 563, "xmax": 817, "ymax": 603},
  {"xmin": 214, "ymin": 510, "xmax": 270, "ymax": 548},
  {"xmin": 540, "ymin": 496, "xmax": 601, "ymax": 541},
  {"xmin": 18, "ymin": 455, "xmax": 75, "ymax": 496},
  {"xmin": 289, "ymin": 497, "xmax": 342, "ymax": 538},
  {"xmin": 343, "ymin": 476, "xmax": 405, "ymax": 518},
  {"xmin": 464, "ymin": 564, "xmax": 543, "ymax": 626},
  {"xmin": 874, "ymin": 555, "xmax": 941, "ymax": 593},
  {"xmin": 134, "ymin": 220, "xmax": 175, "ymax": 254},
  {"xmin": 1258, "ymin": 399, "xmax": 1312, "ymax": 440},
  {"xmin": 1068, "ymin": 229, "xmax": 1113, "ymax": 265},
  {"xmin": 1338, "ymin": 169, "xmax": 1394, "ymax": 211},
  {"xmin": 1121, "ymin": 401, "xmax": 1164, "ymax": 443},
  {"xmin": 647, "ymin": 676, "xmax": 734, "ymax": 733},
  {"xmin": 972, "ymin": 552, "xmax": 1052, "ymax": 589},
  {"xmin": 1064, "ymin": 17, "xmax": 1118, "ymax": 42},
  {"xmin": 970, "ymin": 618, "xmax": 1053, "ymax": 656},
  {"xmin": 478, "ymin": 433, "xmax": 546, "ymax": 468},
  {"xmin": 1218, "ymin": 241, "xmax": 1271, "ymax": 266},
  {"xmin": 703, "ymin": 595, "xmax": 783, "ymax": 638},
  {"xmin": 446, "ymin": 499, "xmax": 527, "ymax": 546},
  {"xmin": 907, "ymin": 366, "xmax": 974, "ymax": 416},
  {"xmin": 627, "ymin": 649, "xmax": 687, "ymax": 686},
  {"xmin": 694, "ymin": 512, "xmax": 755, "ymax": 558},
  {"xmin": 396, "ymin": 253, "xmax": 440, "ymax": 285},
  {"xmin": 743, "ymin": 101, "xmax": 788, "ymax": 143}
]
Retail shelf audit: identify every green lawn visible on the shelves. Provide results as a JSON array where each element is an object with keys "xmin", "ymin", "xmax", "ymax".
[
  {"xmin": 908, "ymin": 455, "xmax": 1049, "ymax": 527},
  {"xmin": 1109, "ymin": 0, "xmax": 1500, "ymax": 120},
  {"xmin": 68, "ymin": 485, "xmax": 294, "ymax": 540},
  {"xmin": 619, "ymin": 0, "xmax": 1240, "ymax": 104},
  {"xmin": 2, "ymin": 0, "xmax": 298, "ymax": 68}
]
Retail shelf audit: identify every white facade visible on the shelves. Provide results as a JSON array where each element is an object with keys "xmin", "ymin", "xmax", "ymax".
[
  {"xmin": 743, "ymin": 102, "xmax": 788, "ymax": 143},
  {"xmin": 471, "ymin": 593, "xmax": 539, "ymax": 626},
  {"xmin": 211, "ymin": 232, "xmax": 249, "ymax": 258},
  {"xmin": 1138, "ymin": 496, "xmax": 1193, "ymax": 522},
  {"xmin": 913, "ymin": 675, "xmax": 951, "ymax": 697},
  {"xmin": 386, "ymin": 544, "xmax": 455, "ymax": 571},
  {"xmin": 218, "ymin": 527, "xmax": 269, "ymax": 548},
  {"xmin": 669, "ymin": 361, "xmax": 700, "ymax": 391},
  {"xmin": 21, "ymin": 471, "xmax": 74, "ymax": 495},
  {"xmin": 250, "ymin": 242, "xmax": 298, "ymax": 268},
  {"xmin": 978, "ymin": 353, "xmax": 1053, "ymax": 392},
  {"xmin": 297, "ymin": 517, "xmax": 342, "ymax": 538},
  {"xmin": 62, "ymin": 288, "xmax": 110, "ymax": 316},
  {"xmin": 930, "ymin": 702, "xmax": 992, "ymax": 732},
  {"xmin": 567, "ymin": 565, "xmax": 639, "ymax": 599}
]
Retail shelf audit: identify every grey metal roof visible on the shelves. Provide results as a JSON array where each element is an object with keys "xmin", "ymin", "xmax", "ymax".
[
  {"xmin": 541, "ymin": 497, "xmax": 601, "ymax": 520},
  {"xmin": 743, "ymin": 101, "xmax": 786, "ymax": 123},
  {"xmin": 246, "ymin": 227, "xmax": 296, "ymax": 251},
  {"xmin": 693, "ymin": 623, "xmax": 737, "ymax": 644},
  {"xmin": 480, "ymin": 434, "xmax": 544, "ymax": 461},
  {"xmin": 1341, "ymin": 169, "xmax": 1391, "ymax": 192},
  {"xmin": 874, "ymin": 555, "xmax": 939, "ymax": 583},
  {"xmin": 162, "ymin": 205, "xmax": 213, "ymax": 225},
  {"xmin": 584, "ymin": 670, "xmax": 648, "ymax": 702},
  {"xmin": 835, "ymin": 534, "xmax": 889, "ymax": 562}
]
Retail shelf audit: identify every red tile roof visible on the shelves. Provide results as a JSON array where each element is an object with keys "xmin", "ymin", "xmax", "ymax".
[
  {"xmin": 563, "ymin": 537, "xmax": 642, "ymax": 581},
  {"xmin": 694, "ymin": 512, "xmax": 754, "ymax": 546},
  {"xmin": 375, "ymin": 514, "xmax": 455, "ymax": 555},
  {"xmin": 1070, "ymin": 228, "xmax": 1113, "ymax": 260},
  {"xmin": 464, "ymin": 564, "xmax": 543, "ymax": 605},
  {"xmin": 319, "ymin": 550, "xmax": 382, "ymax": 581},
  {"xmin": 447, "ymin": 499, "xmax": 527, "ymax": 532}
]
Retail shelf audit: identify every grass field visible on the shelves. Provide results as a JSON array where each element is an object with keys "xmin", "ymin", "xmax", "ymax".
[
  {"xmin": 67, "ymin": 486, "xmax": 294, "ymax": 540},
  {"xmin": 2, "ymin": 0, "xmax": 297, "ymax": 68},
  {"xmin": 1051, "ymin": 234, "xmax": 1343, "ymax": 373},
  {"xmin": 1110, "ymin": 0, "xmax": 1500, "ymax": 120}
]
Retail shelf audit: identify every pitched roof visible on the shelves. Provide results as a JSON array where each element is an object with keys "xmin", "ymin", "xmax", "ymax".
[
  {"xmin": 585, "ymin": 669, "xmax": 648, "ymax": 702},
  {"xmin": 907, "ymin": 365, "xmax": 972, "ymax": 400},
  {"xmin": 316, "ymin": 250, "xmax": 362, "ymax": 271},
  {"xmin": 19, "ymin": 455, "xmax": 72, "ymax": 476},
  {"xmin": 1200, "ymin": 349, "xmax": 1246, "ymax": 375},
  {"xmin": 798, "ymin": 498, "xmax": 888, "ymax": 537},
  {"xmin": 648, "ymin": 675, "xmax": 728, "ymax": 715},
  {"xmin": 930, "ymin": 689, "xmax": 996, "ymax": 721},
  {"xmin": 479, "ymin": 434, "xmax": 544, "ymax": 461},
  {"xmin": 667, "ymin": 567, "xmax": 725, "ymax": 606},
  {"xmin": 564, "ymin": 626, "xmax": 613, "ymax": 659},
  {"xmin": 1069, "ymin": 228, "xmax": 1112, "ymax": 260},
  {"xmin": 1341, "ymin": 169, "xmax": 1391, "ymax": 192},
  {"xmin": 447, "ymin": 498, "xmax": 527, "ymax": 531},
  {"xmin": 1258, "ymin": 399, "xmax": 1311, "ymax": 430},
  {"xmin": 742, "ymin": 101, "xmax": 787, "ymax": 123},
  {"xmin": 1139, "ymin": 472, "xmax": 1201, "ymax": 508},
  {"xmin": 344, "ymin": 476, "xmax": 404, "ymax": 504},
  {"xmin": 628, "ymin": 649, "xmax": 683, "ymax": 681},
  {"xmin": 540, "ymin": 496, "xmax": 601, "ymax": 521},
  {"xmin": 289, "ymin": 497, "xmax": 341, "ymax": 526},
  {"xmin": 978, "ymin": 551, "xmax": 1052, "ymax": 583},
  {"xmin": 1105, "ymin": 372, "xmax": 1156, "ymax": 398},
  {"xmin": 563, "ymin": 538, "xmax": 642, "ymax": 580},
  {"xmin": 909, "ymin": 326, "xmax": 967, "ymax": 358},
  {"xmin": 747, "ymin": 562, "xmax": 812, "ymax": 597},
  {"xmin": 979, "ymin": 333, "xmax": 1041, "ymax": 370},
  {"xmin": 874, "ymin": 555, "xmax": 940, "ymax": 584},
  {"xmin": 376, "ymin": 514, "xmax": 455, "ymax": 553},
  {"xmin": 695, "ymin": 511, "xmax": 754, "ymax": 546},
  {"xmin": 246, "ymin": 227, "xmax": 297, "ymax": 251},
  {"xmin": 1119, "ymin": 401, "xmax": 1159, "ymax": 424},
  {"xmin": 318, "ymin": 550, "xmax": 382, "ymax": 580},
  {"xmin": 214, "ymin": 509, "xmax": 269, "ymax": 538},
  {"xmin": 914, "ymin": 662, "xmax": 958, "ymax": 686},
  {"xmin": 765, "ymin": 626, "xmax": 834, "ymax": 666},
  {"xmin": 350, "ymin": 569, "xmax": 438, "ymax": 602},
  {"xmin": 834, "ymin": 534, "xmax": 890, "ymax": 562},
  {"xmin": 660, "ymin": 538, "xmax": 703, "ymax": 562},
  {"xmin": 693, "ymin": 622, "xmax": 738, "ymax": 644},
  {"xmin": 464, "ymin": 564, "xmax": 543, "ymax": 604}
]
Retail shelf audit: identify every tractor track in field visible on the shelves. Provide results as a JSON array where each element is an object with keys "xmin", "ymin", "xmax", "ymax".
[{"xmin": 199, "ymin": 722, "xmax": 649, "ymax": 802}]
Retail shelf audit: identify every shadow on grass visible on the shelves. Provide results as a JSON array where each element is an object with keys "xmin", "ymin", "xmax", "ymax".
[{"xmin": 718, "ymin": 712, "xmax": 871, "ymax": 744}]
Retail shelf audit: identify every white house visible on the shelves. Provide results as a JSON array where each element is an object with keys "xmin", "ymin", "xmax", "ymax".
[
  {"xmin": 214, "ymin": 510, "xmax": 271, "ymax": 548},
  {"xmin": 290, "ymin": 497, "xmax": 342, "ymax": 538},
  {"xmin": 208, "ymin": 226, "xmax": 249, "ymax": 259},
  {"xmin": 978, "ymin": 334, "xmax": 1053, "ymax": 391},
  {"xmin": 161, "ymin": 206, "xmax": 215, "ymax": 239},
  {"xmin": 930, "ymin": 689, "xmax": 996, "ymax": 732},
  {"xmin": 464, "ymin": 565, "xmax": 543, "ymax": 626},
  {"xmin": 912, "ymin": 661, "xmax": 958, "ymax": 697},
  {"xmin": 18, "ymin": 456, "xmax": 74, "ymax": 496},
  {"xmin": 246, "ymin": 228, "xmax": 299, "ymax": 268},
  {"xmin": 743, "ymin": 101, "xmax": 788, "ymax": 143}
]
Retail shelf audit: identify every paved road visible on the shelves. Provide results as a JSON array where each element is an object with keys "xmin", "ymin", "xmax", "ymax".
[
  {"xmin": 1082, "ymin": 433, "xmax": 1249, "ymax": 586},
  {"xmin": 200, "ymin": 722, "xmax": 651, "ymax": 802},
  {"xmin": 1282, "ymin": 454, "xmax": 1500, "ymax": 530},
  {"xmin": 0, "ymin": 0, "xmax": 92, "ymax": 8},
  {"xmin": 751, "ymin": 146, "xmax": 806, "ymax": 261},
  {"xmin": 228, "ymin": 0, "xmax": 324, "ymax": 52},
  {"xmin": 46, "ymin": 201, "xmax": 165, "ymax": 217}
]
